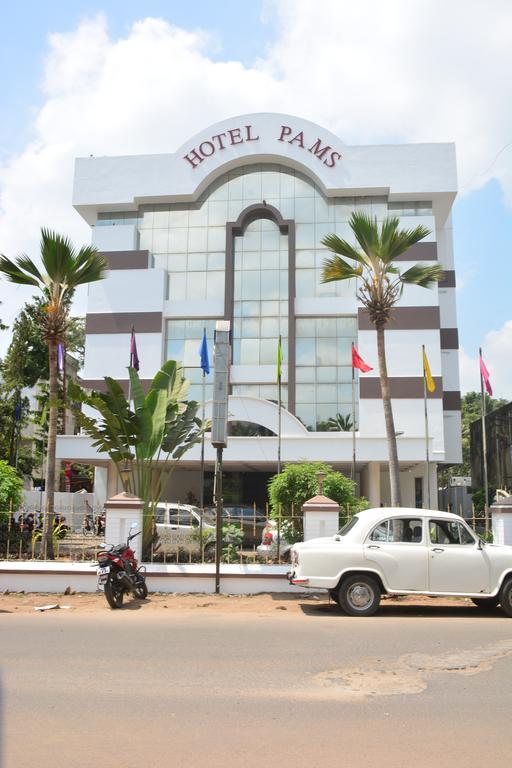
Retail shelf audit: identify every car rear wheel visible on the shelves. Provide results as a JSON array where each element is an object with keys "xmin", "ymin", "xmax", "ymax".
[
  {"xmin": 471, "ymin": 596, "xmax": 499, "ymax": 610},
  {"xmin": 338, "ymin": 575, "xmax": 381, "ymax": 616},
  {"xmin": 204, "ymin": 542, "xmax": 216, "ymax": 563},
  {"xmin": 498, "ymin": 578, "xmax": 512, "ymax": 617}
]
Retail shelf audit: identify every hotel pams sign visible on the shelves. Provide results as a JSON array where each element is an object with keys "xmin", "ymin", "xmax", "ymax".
[{"xmin": 183, "ymin": 124, "xmax": 342, "ymax": 170}]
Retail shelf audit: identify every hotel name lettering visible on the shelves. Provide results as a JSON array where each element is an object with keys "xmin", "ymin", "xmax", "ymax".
[{"xmin": 183, "ymin": 124, "xmax": 342, "ymax": 169}]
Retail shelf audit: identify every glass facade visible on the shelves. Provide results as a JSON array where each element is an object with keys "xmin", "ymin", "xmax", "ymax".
[
  {"xmin": 96, "ymin": 165, "xmax": 428, "ymax": 432},
  {"xmin": 295, "ymin": 317, "xmax": 357, "ymax": 431},
  {"xmin": 165, "ymin": 319, "xmax": 216, "ymax": 403}
]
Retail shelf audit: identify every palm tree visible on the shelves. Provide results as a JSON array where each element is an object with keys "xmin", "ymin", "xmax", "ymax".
[
  {"xmin": 0, "ymin": 229, "xmax": 107, "ymax": 557},
  {"xmin": 326, "ymin": 412, "xmax": 353, "ymax": 432},
  {"xmin": 321, "ymin": 212, "xmax": 443, "ymax": 506}
]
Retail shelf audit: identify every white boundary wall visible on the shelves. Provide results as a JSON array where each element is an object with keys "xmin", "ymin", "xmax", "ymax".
[{"xmin": 0, "ymin": 562, "xmax": 308, "ymax": 595}]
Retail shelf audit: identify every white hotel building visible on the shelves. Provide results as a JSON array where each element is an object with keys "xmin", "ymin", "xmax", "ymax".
[{"xmin": 57, "ymin": 113, "xmax": 462, "ymax": 509}]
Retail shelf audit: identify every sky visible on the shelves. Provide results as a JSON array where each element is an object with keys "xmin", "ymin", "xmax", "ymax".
[{"xmin": 0, "ymin": 0, "xmax": 511, "ymax": 399}]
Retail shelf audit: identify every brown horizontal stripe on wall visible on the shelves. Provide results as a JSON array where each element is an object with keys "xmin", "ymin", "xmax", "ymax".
[
  {"xmin": 101, "ymin": 250, "xmax": 149, "ymax": 270},
  {"xmin": 360, "ymin": 377, "xmax": 443, "ymax": 399},
  {"xmin": 358, "ymin": 306, "xmax": 440, "ymax": 330},
  {"xmin": 440, "ymin": 328, "xmax": 459, "ymax": 349},
  {"xmin": 85, "ymin": 312, "xmax": 162, "ymax": 334},
  {"xmin": 393, "ymin": 242, "xmax": 437, "ymax": 262},
  {"xmin": 80, "ymin": 379, "xmax": 152, "ymax": 395},
  {"xmin": 443, "ymin": 390, "xmax": 461, "ymax": 410},
  {"xmin": 438, "ymin": 270, "xmax": 456, "ymax": 288}
]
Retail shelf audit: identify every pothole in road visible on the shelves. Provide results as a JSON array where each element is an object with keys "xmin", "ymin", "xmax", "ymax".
[{"xmin": 313, "ymin": 639, "xmax": 512, "ymax": 699}]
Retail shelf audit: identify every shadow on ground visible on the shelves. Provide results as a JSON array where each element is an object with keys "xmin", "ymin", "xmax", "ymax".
[{"xmin": 298, "ymin": 600, "xmax": 506, "ymax": 619}]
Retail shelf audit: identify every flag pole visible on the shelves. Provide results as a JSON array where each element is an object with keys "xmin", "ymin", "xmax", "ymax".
[
  {"xmin": 277, "ymin": 334, "xmax": 282, "ymax": 475},
  {"xmin": 351, "ymin": 343, "xmax": 356, "ymax": 482},
  {"xmin": 128, "ymin": 326, "xmax": 134, "ymax": 406},
  {"xmin": 422, "ymin": 344, "xmax": 430, "ymax": 509},
  {"xmin": 480, "ymin": 346, "xmax": 490, "ymax": 534}
]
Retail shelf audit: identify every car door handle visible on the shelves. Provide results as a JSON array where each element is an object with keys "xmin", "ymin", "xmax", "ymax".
[
  {"xmin": 368, "ymin": 545, "xmax": 380, "ymax": 550},
  {"xmin": 432, "ymin": 548, "xmax": 444, "ymax": 553}
]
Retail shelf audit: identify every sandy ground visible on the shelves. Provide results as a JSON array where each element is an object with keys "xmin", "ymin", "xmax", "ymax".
[{"xmin": 0, "ymin": 589, "xmax": 473, "ymax": 615}]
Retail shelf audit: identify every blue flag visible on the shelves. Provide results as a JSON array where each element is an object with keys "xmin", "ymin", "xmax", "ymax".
[{"xmin": 199, "ymin": 329, "xmax": 210, "ymax": 375}]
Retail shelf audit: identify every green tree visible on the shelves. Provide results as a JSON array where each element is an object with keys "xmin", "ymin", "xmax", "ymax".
[
  {"xmin": 0, "ymin": 299, "xmax": 85, "ymax": 479},
  {"xmin": 268, "ymin": 461, "xmax": 367, "ymax": 540},
  {"xmin": 69, "ymin": 360, "xmax": 206, "ymax": 558},
  {"xmin": 0, "ymin": 230, "xmax": 107, "ymax": 557},
  {"xmin": 321, "ymin": 212, "xmax": 443, "ymax": 506},
  {"xmin": 0, "ymin": 460, "xmax": 23, "ymax": 513},
  {"xmin": 439, "ymin": 392, "xmax": 508, "ymax": 482}
]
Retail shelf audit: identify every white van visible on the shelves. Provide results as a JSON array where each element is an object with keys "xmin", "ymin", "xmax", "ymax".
[{"xmin": 153, "ymin": 503, "xmax": 215, "ymax": 558}]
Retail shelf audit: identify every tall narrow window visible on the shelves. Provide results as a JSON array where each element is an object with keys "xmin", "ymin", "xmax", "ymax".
[{"xmin": 232, "ymin": 218, "xmax": 288, "ymax": 407}]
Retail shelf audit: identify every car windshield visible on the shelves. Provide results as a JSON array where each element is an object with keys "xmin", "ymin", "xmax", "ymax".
[{"xmin": 338, "ymin": 516, "xmax": 359, "ymax": 536}]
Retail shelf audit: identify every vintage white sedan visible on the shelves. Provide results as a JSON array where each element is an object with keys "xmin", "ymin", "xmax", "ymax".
[{"xmin": 288, "ymin": 508, "xmax": 512, "ymax": 617}]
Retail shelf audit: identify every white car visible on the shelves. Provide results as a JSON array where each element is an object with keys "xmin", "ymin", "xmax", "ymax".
[
  {"xmin": 288, "ymin": 507, "xmax": 512, "ymax": 617},
  {"xmin": 154, "ymin": 503, "xmax": 215, "ymax": 558}
]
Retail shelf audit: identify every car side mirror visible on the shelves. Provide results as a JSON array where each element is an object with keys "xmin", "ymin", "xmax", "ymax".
[{"xmin": 477, "ymin": 538, "xmax": 484, "ymax": 550}]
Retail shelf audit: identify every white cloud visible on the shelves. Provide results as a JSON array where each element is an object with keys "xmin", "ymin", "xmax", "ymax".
[
  {"xmin": 1, "ymin": 3, "xmax": 512, "ymax": 354},
  {"xmin": 460, "ymin": 321, "xmax": 512, "ymax": 400}
]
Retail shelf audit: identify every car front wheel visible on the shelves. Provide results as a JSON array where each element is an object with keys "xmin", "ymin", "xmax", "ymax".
[
  {"xmin": 498, "ymin": 578, "xmax": 512, "ymax": 617},
  {"xmin": 338, "ymin": 574, "xmax": 381, "ymax": 617}
]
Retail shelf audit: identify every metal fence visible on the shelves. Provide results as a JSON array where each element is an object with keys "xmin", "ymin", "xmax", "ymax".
[{"xmin": 0, "ymin": 503, "xmax": 491, "ymax": 565}]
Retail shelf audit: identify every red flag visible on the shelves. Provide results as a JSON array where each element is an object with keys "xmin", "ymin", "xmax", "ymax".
[
  {"xmin": 130, "ymin": 327, "xmax": 140, "ymax": 371},
  {"xmin": 352, "ymin": 344, "xmax": 373, "ymax": 373},
  {"xmin": 479, "ymin": 354, "xmax": 492, "ymax": 396}
]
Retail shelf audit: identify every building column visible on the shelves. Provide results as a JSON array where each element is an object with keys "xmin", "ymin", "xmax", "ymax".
[
  {"xmin": 426, "ymin": 463, "xmax": 438, "ymax": 510},
  {"xmin": 362, "ymin": 462, "xmax": 381, "ymax": 508},
  {"xmin": 107, "ymin": 460, "xmax": 120, "ymax": 498},
  {"xmin": 94, "ymin": 466, "xmax": 108, "ymax": 509}
]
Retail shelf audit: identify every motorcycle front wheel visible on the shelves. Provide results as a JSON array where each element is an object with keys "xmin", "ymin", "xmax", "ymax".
[
  {"xmin": 105, "ymin": 576, "xmax": 124, "ymax": 609},
  {"xmin": 134, "ymin": 576, "xmax": 148, "ymax": 600}
]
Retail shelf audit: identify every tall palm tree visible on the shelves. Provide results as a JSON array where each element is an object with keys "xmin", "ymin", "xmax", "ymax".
[
  {"xmin": 0, "ymin": 229, "xmax": 107, "ymax": 556},
  {"xmin": 321, "ymin": 212, "xmax": 443, "ymax": 506}
]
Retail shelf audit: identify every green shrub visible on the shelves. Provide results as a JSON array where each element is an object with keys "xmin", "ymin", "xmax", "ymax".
[{"xmin": 268, "ymin": 461, "xmax": 368, "ymax": 541}]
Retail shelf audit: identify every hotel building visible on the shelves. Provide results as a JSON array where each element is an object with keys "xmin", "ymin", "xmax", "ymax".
[{"xmin": 57, "ymin": 113, "xmax": 462, "ymax": 509}]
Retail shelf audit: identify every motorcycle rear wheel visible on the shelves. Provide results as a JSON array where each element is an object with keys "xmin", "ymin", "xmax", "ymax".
[{"xmin": 105, "ymin": 577, "xmax": 124, "ymax": 609}]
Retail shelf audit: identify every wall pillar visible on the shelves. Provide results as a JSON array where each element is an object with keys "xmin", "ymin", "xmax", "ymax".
[
  {"xmin": 491, "ymin": 497, "xmax": 512, "ymax": 545},
  {"xmin": 302, "ymin": 495, "xmax": 340, "ymax": 541},
  {"xmin": 104, "ymin": 492, "xmax": 144, "ymax": 563}
]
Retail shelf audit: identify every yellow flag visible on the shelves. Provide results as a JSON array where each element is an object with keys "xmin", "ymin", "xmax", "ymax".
[{"xmin": 423, "ymin": 348, "xmax": 435, "ymax": 393}]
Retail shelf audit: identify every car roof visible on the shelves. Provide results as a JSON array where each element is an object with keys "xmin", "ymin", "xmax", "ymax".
[
  {"xmin": 156, "ymin": 503, "xmax": 200, "ymax": 513},
  {"xmin": 356, "ymin": 507, "xmax": 463, "ymax": 525}
]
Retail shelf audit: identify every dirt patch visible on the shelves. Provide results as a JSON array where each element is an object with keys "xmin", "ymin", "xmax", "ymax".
[
  {"xmin": 0, "ymin": 590, "xmax": 478, "ymax": 616},
  {"xmin": 313, "ymin": 639, "xmax": 512, "ymax": 699}
]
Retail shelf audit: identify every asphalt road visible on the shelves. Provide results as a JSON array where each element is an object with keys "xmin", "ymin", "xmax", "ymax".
[{"xmin": 2, "ymin": 597, "xmax": 512, "ymax": 768}]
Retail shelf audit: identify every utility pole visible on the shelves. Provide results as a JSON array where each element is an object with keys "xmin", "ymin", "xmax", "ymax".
[{"xmin": 211, "ymin": 321, "xmax": 230, "ymax": 595}]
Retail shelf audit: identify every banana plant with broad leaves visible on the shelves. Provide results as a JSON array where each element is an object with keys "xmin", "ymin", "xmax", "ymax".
[{"xmin": 69, "ymin": 360, "xmax": 207, "ymax": 558}]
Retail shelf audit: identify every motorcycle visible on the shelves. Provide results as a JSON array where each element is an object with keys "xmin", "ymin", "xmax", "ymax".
[
  {"xmin": 96, "ymin": 524, "xmax": 148, "ymax": 609},
  {"xmin": 82, "ymin": 512, "xmax": 105, "ymax": 536}
]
